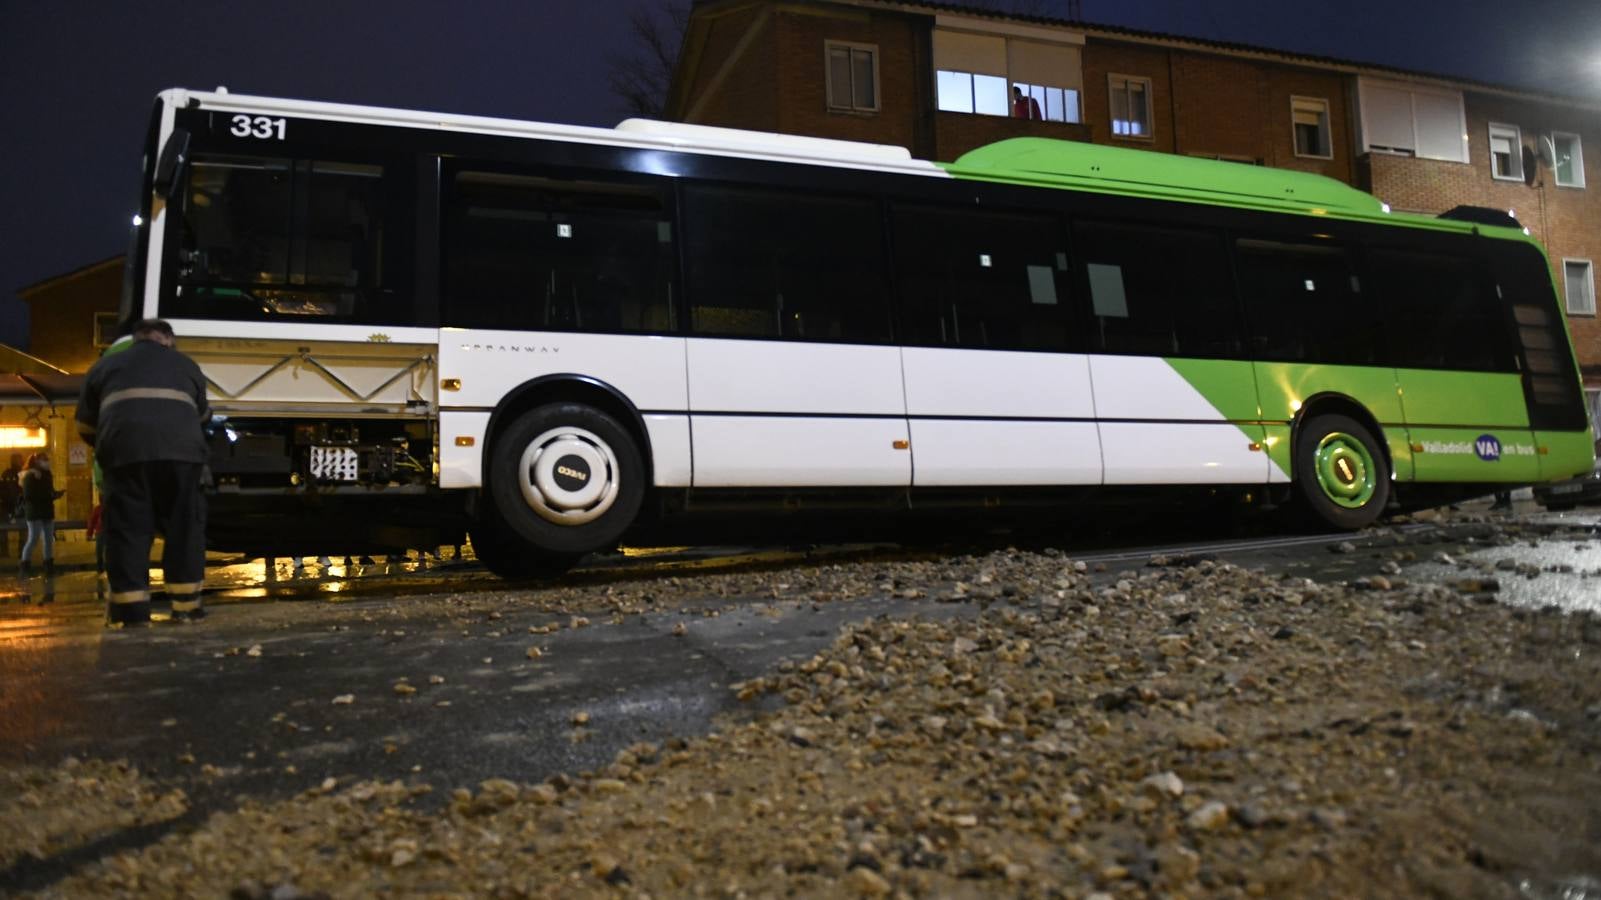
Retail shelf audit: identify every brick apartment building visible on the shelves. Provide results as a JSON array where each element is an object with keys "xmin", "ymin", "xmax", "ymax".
[{"xmin": 666, "ymin": 0, "xmax": 1601, "ymax": 409}]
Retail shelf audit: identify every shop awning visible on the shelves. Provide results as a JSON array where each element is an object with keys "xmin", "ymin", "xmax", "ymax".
[{"xmin": 0, "ymin": 372, "xmax": 84, "ymax": 405}]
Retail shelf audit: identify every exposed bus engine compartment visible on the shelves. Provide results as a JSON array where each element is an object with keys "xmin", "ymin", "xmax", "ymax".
[
  {"xmin": 203, "ymin": 415, "xmax": 469, "ymax": 555},
  {"xmin": 206, "ymin": 417, "xmax": 433, "ymax": 491}
]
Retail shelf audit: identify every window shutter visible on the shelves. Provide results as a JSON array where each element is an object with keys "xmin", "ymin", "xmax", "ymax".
[
  {"xmin": 1006, "ymin": 40, "xmax": 1082, "ymax": 91},
  {"xmin": 1363, "ymin": 84, "xmax": 1414, "ymax": 152},
  {"xmin": 933, "ymin": 31, "xmax": 1007, "ymax": 76},
  {"xmin": 1413, "ymin": 91, "xmax": 1467, "ymax": 162}
]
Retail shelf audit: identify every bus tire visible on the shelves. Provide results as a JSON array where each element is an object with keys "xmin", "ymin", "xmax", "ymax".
[
  {"xmin": 1294, "ymin": 414, "xmax": 1390, "ymax": 530},
  {"xmin": 468, "ymin": 520, "xmax": 579, "ymax": 579},
  {"xmin": 486, "ymin": 402, "xmax": 645, "ymax": 558}
]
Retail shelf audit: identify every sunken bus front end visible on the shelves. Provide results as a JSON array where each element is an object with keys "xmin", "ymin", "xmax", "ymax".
[{"xmin": 129, "ymin": 90, "xmax": 468, "ymax": 556}]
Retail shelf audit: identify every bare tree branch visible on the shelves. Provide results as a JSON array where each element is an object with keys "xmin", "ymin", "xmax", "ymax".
[{"xmin": 607, "ymin": 1, "xmax": 692, "ymax": 119}]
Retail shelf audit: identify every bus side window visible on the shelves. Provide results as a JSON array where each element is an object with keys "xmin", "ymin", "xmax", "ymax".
[
  {"xmin": 443, "ymin": 169, "xmax": 675, "ymax": 334},
  {"xmin": 1235, "ymin": 237, "xmax": 1376, "ymax": 365},
  {"xmin": 681, "ymin": 185, "xmax": 889, "ymax": 343},
  {"xmin": 891, "ymin": 204, "xmax": 1073, "ymax": 352},
  {"xmin": 167, "ymin": 154, "xmax": 408, "ymax": 323},
  {"xmin": 1367, "ymin": 247, "xmax": 1511, "ymax": 372},
  {"xmin": 1073, "ymin": 221, "xmax": 1238, "ymax": 358}
]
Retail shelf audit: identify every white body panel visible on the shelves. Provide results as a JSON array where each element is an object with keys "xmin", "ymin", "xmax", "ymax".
[
  {"xmin": 439, "ymin": 411, "xmax": 491, "ymax": 489},
  {"xmin": 1089, "ymin": 356, "xmax": 1267, "ymax": 484},
  {"xmin": 902, "ymin": 348, "xmax": 1102, "ymax": 485},
  {"xmin": 902, "ymin": 348, "xmax": 1098, "ymax": 419},
  {"xmin": 687, "ymin": 339, "xmax": 909, "ymax": 486},
  {"xmin": 437, "ymin": 331, "xmax": 688, "ymax": 413},
  {"xmin": 687, "ymin": 340, "xmax": 905, "ymax": 414},
  {"xmin": 644, "ymin": 415, "xmax": 693, "ymax": 487},
  {"xmin": 1089, "ymin": 355, "xmax": 1233, "ymax": 420},
  {"xmin": 690, "ymin": 417, "xmax": 910, "ymax": 487},
  {"xmin": 910, "ymin": 420, "xmax": 1103, "ymax": 486},
  {"xmin": 1097, "ymin": 423, "xmax": 1264, "ymax": 484}
]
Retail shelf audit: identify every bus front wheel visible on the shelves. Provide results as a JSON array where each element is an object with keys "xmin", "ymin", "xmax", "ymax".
[
  {"xmin": 484, "ymin": 402, "xmax": 645, "ymax": 562},
  {"xmin": 1294, "ymin": 414, "xmax": 1390, "ymax": 530}
]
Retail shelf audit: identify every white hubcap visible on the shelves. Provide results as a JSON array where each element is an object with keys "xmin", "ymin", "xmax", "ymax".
[{"xmin": 517, "ymin": 426, "xmax": 620, "ymax": 526}]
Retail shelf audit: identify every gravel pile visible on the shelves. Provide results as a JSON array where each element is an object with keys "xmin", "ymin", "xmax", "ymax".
[
  {"xmin": 20, "ymin": 550, "xmax": 1601, "ymax": 898},
  {"xmin": 1, "ymin": 758, "xmax": 188, "ymax": 872}
]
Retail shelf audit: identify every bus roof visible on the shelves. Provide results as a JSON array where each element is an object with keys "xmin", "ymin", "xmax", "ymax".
[
  {"xmin": 945, "ymin": 137, "xmax": 1469, "ymax": 231},
  {"xmin": 157, "ymin": 88, "xmax": 947, "ymax": 178},
  {"xmin": 162, "ymin": 88, "xmax": 1529, "ymax": 241}
]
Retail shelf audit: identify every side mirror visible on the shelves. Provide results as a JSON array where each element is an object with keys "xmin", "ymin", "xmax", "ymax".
[{"xmin": 152, "ymin": 128, "xmax": 191, "ymax": 199}]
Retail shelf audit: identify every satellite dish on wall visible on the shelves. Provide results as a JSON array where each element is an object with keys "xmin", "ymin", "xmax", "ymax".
[{"xmin": 1538, "ymin": 134, "xmax": 1557, "ymax": 167}]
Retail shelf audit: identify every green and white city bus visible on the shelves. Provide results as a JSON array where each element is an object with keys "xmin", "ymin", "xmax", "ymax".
[{"xmin": 121, "ymin": 88, "xmax": 1593, "ymax": 575}]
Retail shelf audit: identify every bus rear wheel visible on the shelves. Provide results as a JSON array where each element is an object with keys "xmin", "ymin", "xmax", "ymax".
[
  {"xmin": 483, "ymin": 402, "xmax": 644, "ymax": 565},
  {"xmin": 1295, "ymin": 413, "xmax": 1390, "ymax": 530}
]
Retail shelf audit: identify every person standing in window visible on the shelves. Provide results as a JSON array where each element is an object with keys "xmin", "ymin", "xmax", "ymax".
[
  {"xmin": 1012, "ymin": 86, "xmax": 1042, "ymax": 120},
  {"xmin": 76, "ymin": 319, "xmax": 211, "ymax": 626}
]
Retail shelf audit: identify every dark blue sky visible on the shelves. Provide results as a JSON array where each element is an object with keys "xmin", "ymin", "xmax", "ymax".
[{"xmin": 4, "ymin": 0, "xmax": 1598, "ymax": 353}]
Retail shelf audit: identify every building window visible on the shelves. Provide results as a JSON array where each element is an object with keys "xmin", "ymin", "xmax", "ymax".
[
  {"xmin": 1357, "ymin": 78, "xmax": 1468, "ymax": 163},
  {"xmin": 1188, "ymin": 152, "xmax": 1261, "ymax": 165},
  {"xmin": 1292, "ymin": 96, "xmax": 1332, "ymax": 158},
  {"xmin": 1553, "ymin": 131, "xmax": 1585, "ymax": 188},
  {"xmin": 932, "ymin": 30, "xmax": 1082, "ymax": 124},
  {"xmin": 1565, "ymin": 259, "xmax": 1595, "ymax": 316},
  {"xmin": 1109, "ymin": 74, "xmax": 1151, "ymax": 138},
  {"xmin": 1485, "ymin": 122, "xmax": 1524, "ymax": 180},
  {"xmin": 936, "ymin": 70, "xmax": 1009, "ymax": 116},
  {"xmin": 1013, "ymin": 82, "xmax": 1080, "ymax": 123},
  {"xmin": 825, "ymin": 41, "xmax": 879, "ymax": 113},
  {"xmin": 1489, "ymin": 123, "xmax": 1523, "ymax": 181}
]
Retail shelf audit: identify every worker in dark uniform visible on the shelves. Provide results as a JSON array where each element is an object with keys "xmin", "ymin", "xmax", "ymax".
[{"xmin": 76, "ymin": 319, "xmax": 210, "ymax": 626}]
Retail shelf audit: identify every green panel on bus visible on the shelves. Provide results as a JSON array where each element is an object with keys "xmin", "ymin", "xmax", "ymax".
[
  {"xmin": 1538, "ymin": 429, "xmax": 1597, "ymax": 481},
  {"xmin": 1406, "ymin": 427, "xmax": 1541, "ymax": 482},
  {"xmin": 1162, "ymin": 358, "xmax": 1261, "ymax": 421},
  {"xmin": 1252, "ymin": 363, "xmax": 1405, "ymax": 423},
  {"xmin": 1251, "ymin": 363, "xmax": 1404, "ymax": 481},
  {"xmin": 945, "ymin": 138, "xmax": 1396, "ymax": 221},
  {"xmin": 1395, "ymin": 370, "xmax": 1530, "ymax": 428}
]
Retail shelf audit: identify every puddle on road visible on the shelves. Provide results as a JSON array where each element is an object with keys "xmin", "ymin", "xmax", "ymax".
[
  {"xmin": 1520, "ymin": 874, "xmax": 1601, "ymax": 900},
  {"xmin": 1408, "ymin": 531, "xmax": 1601, "ymax": 615}
]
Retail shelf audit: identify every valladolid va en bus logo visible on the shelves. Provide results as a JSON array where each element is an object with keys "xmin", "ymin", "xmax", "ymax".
[{"xmin": 1417, "ymin": 434, "xmax": 1533, "ymax": 460}]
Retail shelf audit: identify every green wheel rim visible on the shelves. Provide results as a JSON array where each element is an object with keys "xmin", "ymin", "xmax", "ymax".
[{"xmin": 1313, "ymin": 432, "xmax": 1377, "ymax": 509}]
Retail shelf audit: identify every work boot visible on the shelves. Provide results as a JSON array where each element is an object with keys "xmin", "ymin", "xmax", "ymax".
[
  {"xmin": 107, "ymin": 601, "xmax": 152, "ymax": 627},
  {"xmin": 17, "ymin": 561, "xmax": 30, "ymax": 578},
  {"xmin": 170, "ymin": 596, "xmax": 206, "ymax": 623}
]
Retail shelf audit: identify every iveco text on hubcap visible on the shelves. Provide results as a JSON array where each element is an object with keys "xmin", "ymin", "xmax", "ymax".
[{"xmin": 518, "ymin": 426, "xmax": 621, "ymax": 526}]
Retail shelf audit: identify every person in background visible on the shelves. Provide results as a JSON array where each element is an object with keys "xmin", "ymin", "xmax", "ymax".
[
  {"xmin": 1011, "ymin": 85, "xmax": 1042, "ymax": 120},
  {"xmin": 1489, "ymin": 489, "xmax": 1513, "ymax": 511},
  {"xmin": 1, "ymin": 453, "xmax": 23, "ymax": 520},
  {"xmin": 76, "ymin": 319, "xmax": 210, "ymax": 626},
  {"xmin": 18, "ymin": 453, "xmax": 64, "ymax": 577}
]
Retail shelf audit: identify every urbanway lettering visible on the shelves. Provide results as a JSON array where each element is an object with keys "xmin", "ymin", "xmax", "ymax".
[
  {"xmin": 458, "ymin": 344, "xmax": 560, "ymax": 354},
  {"xmin": 1422, "ymin": 441, "xmax": 1536, "ymax": 457}
]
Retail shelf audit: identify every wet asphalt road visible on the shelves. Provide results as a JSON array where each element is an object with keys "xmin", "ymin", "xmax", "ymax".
[{"xmin": 3, "ymin": 499, "xmax": 1600, "ymax": 891}]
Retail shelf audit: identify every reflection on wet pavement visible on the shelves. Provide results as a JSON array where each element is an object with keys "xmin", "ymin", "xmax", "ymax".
[{"xmin": 1410, "ymin": 510, "xmax": 1601, "ymax": 615}]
